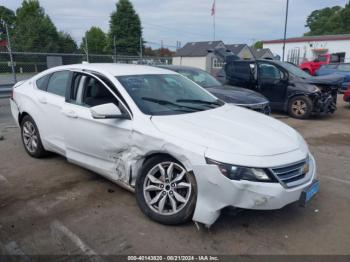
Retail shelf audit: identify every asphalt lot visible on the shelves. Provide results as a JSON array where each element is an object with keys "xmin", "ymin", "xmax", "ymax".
[{"xmin": 0, "ymin": 96, "xmax": 349, "ymax": 256}]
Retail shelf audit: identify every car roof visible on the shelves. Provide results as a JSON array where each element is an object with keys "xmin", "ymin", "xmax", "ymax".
[
  {"xmin": 156, "ymin": 65, "xmax": 205, "ymax": 72},
  {"xmin": 41, "ymin": 63, "xmax": 177, "ymax": 77}
]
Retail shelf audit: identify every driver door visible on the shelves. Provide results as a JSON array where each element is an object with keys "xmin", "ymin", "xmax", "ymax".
[
  {"xmin": 62, "ymin": 71, "xmax": 133, "ymax": 182},
  {"xmin": 257, "ymin": 62, "xmax": 287, "ymax": 109}
]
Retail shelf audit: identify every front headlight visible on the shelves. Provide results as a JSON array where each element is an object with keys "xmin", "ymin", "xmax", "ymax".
[{"xmin": 205, "ymin": 158, "xmax": 274, "ymax": 182}]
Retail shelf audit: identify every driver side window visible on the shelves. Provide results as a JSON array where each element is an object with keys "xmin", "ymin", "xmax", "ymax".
[
  {"xmin": 259, "ymin": 63, "xmax": 283, "ymax": 80},
  {"xmin": 82, "ymin": 76, "xmax": 117, "ymax": 107}
]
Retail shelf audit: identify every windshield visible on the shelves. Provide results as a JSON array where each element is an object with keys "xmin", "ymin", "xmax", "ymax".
[
  {"xmin": 277, "ymin": 62, "xmax": 311, "ymax": 79},
  {"xmin": 117, "ymin": 74, "xmax": 223, "ymax": 116},
  {"xmin": 176, "ymin": 68, "xmax": 222, "ymax": 88}
]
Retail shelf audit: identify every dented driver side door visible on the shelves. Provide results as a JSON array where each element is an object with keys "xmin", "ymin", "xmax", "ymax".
[{"xmin": 62, "ymin": 71, "xmax": 134, "ymax": 183}]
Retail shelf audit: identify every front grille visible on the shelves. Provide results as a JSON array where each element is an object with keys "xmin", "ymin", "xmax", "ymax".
[{"xmin": 270, "ymin": 158, "xmax": 311, "ymax": 188}]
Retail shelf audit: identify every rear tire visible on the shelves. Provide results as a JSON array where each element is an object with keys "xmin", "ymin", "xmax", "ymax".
[
  {"xmin": 288, "ymin": 96, "xmax": 313, "ymax": 119},
  {"xmin": 135, "ymin": 156, "xmax": 197, "ymax": 225},
  {"xmin": 20, "ymin": 115, "xmax": 49, "ymax": 158}
]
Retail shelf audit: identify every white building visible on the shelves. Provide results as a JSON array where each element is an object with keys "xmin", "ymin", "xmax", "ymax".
[{"xmin": 263, "ymin": 34, "xmax": 350, "ymax": 64}]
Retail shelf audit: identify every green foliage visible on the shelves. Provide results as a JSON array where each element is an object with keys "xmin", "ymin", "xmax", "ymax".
[
  {"xmin": 14, "ymin": 0, "xmax": 60, "ymax": 52},
  {"xmin": 0, "ymin": 6, "xmax": 16, "ymax": 28},
  {"xmin": 81, "ymin": 26, "xmax": 107, "ymax": 54},
  {"xmin": 305, "ymin": 2, "xmax": 350, "ymax": 35},
  {"xmin": 58, "ymin": 31, "xmax": 77, "ymax": 53},
  {"xmin": 253, "ymin": 41, "xmax": 263, "ymax": 49},
  {"xmin": 108, "ymin": 0, "xmax": 143, "ymax": 55}
]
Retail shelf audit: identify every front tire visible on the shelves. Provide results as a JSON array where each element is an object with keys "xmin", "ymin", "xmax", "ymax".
[
  {"xmin": 135, "ymin": 156, "xmax": 197, "ymax": 225},
  {"xmin": 288, "ymin": 96, "xmax": 313, "ymax": 119},
  {"xmin": 20, "ymin": 115, "xmax": 49, "ymax": 158}
]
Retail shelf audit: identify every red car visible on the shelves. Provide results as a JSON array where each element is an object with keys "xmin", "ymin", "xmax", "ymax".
[
  {"xmin": 344, "ymin": 85, "xmax": 350, "ymax": 103},
  {"xmin": 300, "ymin": 53, "xmax": 343, "ymax": 75}
]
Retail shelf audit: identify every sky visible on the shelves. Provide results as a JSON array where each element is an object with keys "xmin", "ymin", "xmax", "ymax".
[{"xmin": 1, "ymin": 0, "xmax": 348, "ymax": 50}]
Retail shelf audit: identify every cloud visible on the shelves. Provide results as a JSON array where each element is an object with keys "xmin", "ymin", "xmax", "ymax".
[{"xmin": 3, "ymin": 0, "xmax": 348, "ymax": 49}]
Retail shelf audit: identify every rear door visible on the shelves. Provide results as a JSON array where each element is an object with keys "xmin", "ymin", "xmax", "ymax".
[
  {"xmin": 62, "ymin": 71, "xmax": 133, "ymax": 182},
  {"xmin": 257, "ymin": 62, "xmax": 287, "ymax": 109},
  {"xmin": 35, "ymin": 70, "xmax": 73, "ymax": 153},
  {"xmin": 225, "ymin": 61, "xmax": 255, "ymax": 89}
]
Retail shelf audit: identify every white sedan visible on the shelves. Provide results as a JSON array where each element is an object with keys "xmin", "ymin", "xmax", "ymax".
[{"xmin": 10, "ymin": 63, "xmax": 319, "ymax": 227}]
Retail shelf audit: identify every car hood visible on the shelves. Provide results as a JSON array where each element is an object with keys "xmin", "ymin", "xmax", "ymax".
[
  {"xmin": 151, "ymin": 104, "xmax": 302, "ymax": 157},
  {"xmin": 301, "ymin": 74, "xmax": 344, "ymax": 85},
  {"xmin": 206, "ymin": 85, "xmax": 268, "ymax": 105}
]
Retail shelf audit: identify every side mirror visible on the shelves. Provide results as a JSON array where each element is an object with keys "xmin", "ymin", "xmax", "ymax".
[{"xmin": 90, "ymin": 103, "xmax": 130, "ymax": 119}]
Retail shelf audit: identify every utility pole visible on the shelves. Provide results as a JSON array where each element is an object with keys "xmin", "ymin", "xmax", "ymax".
[
  {"xmin": 140, "ymin": 36, "xmax": 142, "ymax": 59},
  {"xmin": 84, "ymin": 36, "xmax": 89, "ymax": 62},
  {"xmin": 113, "ymin": 35, "xmax": 117, "ymax": 63},
  {"xmin": 282, "ymin": 0, "xmax": 289, "ymax": 62},
  {"xmin": 1, "ymin": 19, "xmax": 16, "ymax": 83}
]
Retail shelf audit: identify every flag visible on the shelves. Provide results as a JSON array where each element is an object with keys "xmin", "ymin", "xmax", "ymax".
[{"xmin": 211, "ymin": 0, "xmax": 216, "ymax": 16}]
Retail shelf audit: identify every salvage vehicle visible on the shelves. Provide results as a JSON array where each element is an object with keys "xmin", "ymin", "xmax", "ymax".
[
  {"xmin": 10, "ymin": 64, "xmax": 318, "ymax": 227},
  {"xmin": 157, "ymin": 65, "xmax": 270, "ymax": 115},
  {"xmin": 300, "ymin": 53, "xmax": 344, "ymax": 75},
  {"xmin": 224, "ymin": 59, "xmax": 342, "ymax": 119},
  {"xmin": 315, "ymin": 63, "xmax": 350, "ymax": 92}
]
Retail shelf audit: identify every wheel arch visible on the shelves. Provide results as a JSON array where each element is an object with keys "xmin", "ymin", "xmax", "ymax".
[
  {"xmin": 18, "ymin": 111, "xmax": 31, "ymax": 125},
  {"xmin": 133, "ymin": 151, "xmax": 196, "ymax": 185}
]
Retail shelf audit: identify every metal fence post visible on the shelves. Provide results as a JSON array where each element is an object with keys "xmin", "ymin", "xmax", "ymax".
[{"xmin": 1, "ymin": 19, "xmax": 16, "ymax": 83}]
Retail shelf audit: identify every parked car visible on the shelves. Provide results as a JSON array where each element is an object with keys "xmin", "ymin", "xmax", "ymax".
[
  {"xmin": 344, "ymin": 86, "xmax": 350, "ymax": 104},
  {"xmin": 224, "ymin": 59, "xmax": 342, "ymax": 119},
  {"xmin": 156, "ymin": 65, "xmax": 271, "ymax": 115},
  {"xmin": 315, "ymin": 63, "xmax": 350, "ymax": 92},
  {"xmin": 10, "ymin": 63, "xmax": 318, "ymax": 227},
  {"xmin": 300, "ymin": 53, "xmax": 344, "ymax": 75}
]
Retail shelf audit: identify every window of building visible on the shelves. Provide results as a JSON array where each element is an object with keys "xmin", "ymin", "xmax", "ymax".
[{"xmin": 213, "ymin": 58, "xmax": 225, "ymax": 68}]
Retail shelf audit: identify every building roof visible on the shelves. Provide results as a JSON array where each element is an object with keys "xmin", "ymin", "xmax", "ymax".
[
  {"xmin": 225, "ymin": 44, "xmax": 247, "ymax": 55},
  {"xmin": 252, "ymin": 48, "xmax": 273, "ymax": 58},
  {"xmin": 263, "ymin": 34, "xmax": 350, "ymax": 44},
  {"xmin": 175, "ymin": 41, "xmax": 224, "ymax": 57}
]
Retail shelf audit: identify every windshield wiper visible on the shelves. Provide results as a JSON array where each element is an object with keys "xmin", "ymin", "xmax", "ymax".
[
  {"xmin": 176, "ymin": 99, "xmax": 222, "ymax": 106},
  {"xmin": 141, "ymin": 97, "xmax": 203, "ymax": 111}
]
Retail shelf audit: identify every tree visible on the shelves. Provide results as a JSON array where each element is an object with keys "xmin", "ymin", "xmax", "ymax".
[
  {"xmin": 108, "ymin": 0, "xmax": 143, "ymax": 55},
  {"xmin": 58, "ymin": 31, "xmax": 77, "ymax": 53},
  {"xmin": 304, "ymin": 2, "xmax": 350, "ymax": 36},
  {"xmin": 14, "ymin": 0, "xmax": 59, "ymax": 52},
  {"xmin": 0, "ymin": 6, "xmax": 16, "ymax": 28},
  {"xmin": 81, "ymin": 26, "xmax": 107, "ymax": 54},
  {"xmin": 252, "ymin": 41, "xmax": 263, "ymax": 49}
]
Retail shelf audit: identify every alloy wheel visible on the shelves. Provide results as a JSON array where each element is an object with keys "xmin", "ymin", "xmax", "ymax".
[
  {"xmin": 143, "ymin": 162, "xmax": 192, "ymax": 216},
  {"xmin": 292, "ymin": 100, "xmax": 307, "ymax": 116},
  {"xmin": 22, "ymin": 121, "xmax": 38, "ymax": 153}
]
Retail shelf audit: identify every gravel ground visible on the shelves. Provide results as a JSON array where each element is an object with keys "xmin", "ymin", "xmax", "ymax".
[{"xmin": 0, "ymin": 96, "xmax": 349, "ymax": 256}]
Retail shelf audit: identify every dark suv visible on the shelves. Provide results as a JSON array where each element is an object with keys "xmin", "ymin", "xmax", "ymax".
[{"xmin": 224, "ymin": 59, "xmax": 343, "ymax": 119}]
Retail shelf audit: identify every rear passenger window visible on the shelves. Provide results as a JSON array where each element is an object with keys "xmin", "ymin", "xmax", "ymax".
[
  {"xmin": 36, "ymin": 74, "xmax": 51, "ymax": 91},
  {"xmin": 47, "ymin": 71, "xmax": 71, "ymax": 97}
]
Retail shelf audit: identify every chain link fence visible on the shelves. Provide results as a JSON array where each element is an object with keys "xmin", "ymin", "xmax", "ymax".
[{"xmin": 0, "ymin": 51, "xmax": 172, "ymax": 88}]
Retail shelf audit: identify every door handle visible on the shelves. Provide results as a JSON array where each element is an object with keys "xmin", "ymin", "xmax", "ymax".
[
  {"xmin": 63, "ymin": 110, "xmax": 78, "ymax": 118},
  {"xmin": 38, "ymin": 97, "xmax": 47, "ymax": 104}
]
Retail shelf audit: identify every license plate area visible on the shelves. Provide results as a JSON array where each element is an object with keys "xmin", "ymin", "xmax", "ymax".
[{"xmin": 299, "ymin": 180, "xmax": 319, "ymax": 207}]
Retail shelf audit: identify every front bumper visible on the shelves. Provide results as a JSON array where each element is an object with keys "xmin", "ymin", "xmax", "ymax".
[{"xmin": 192, "ymin": 154, "xmax": 317, "ymax": 226}]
